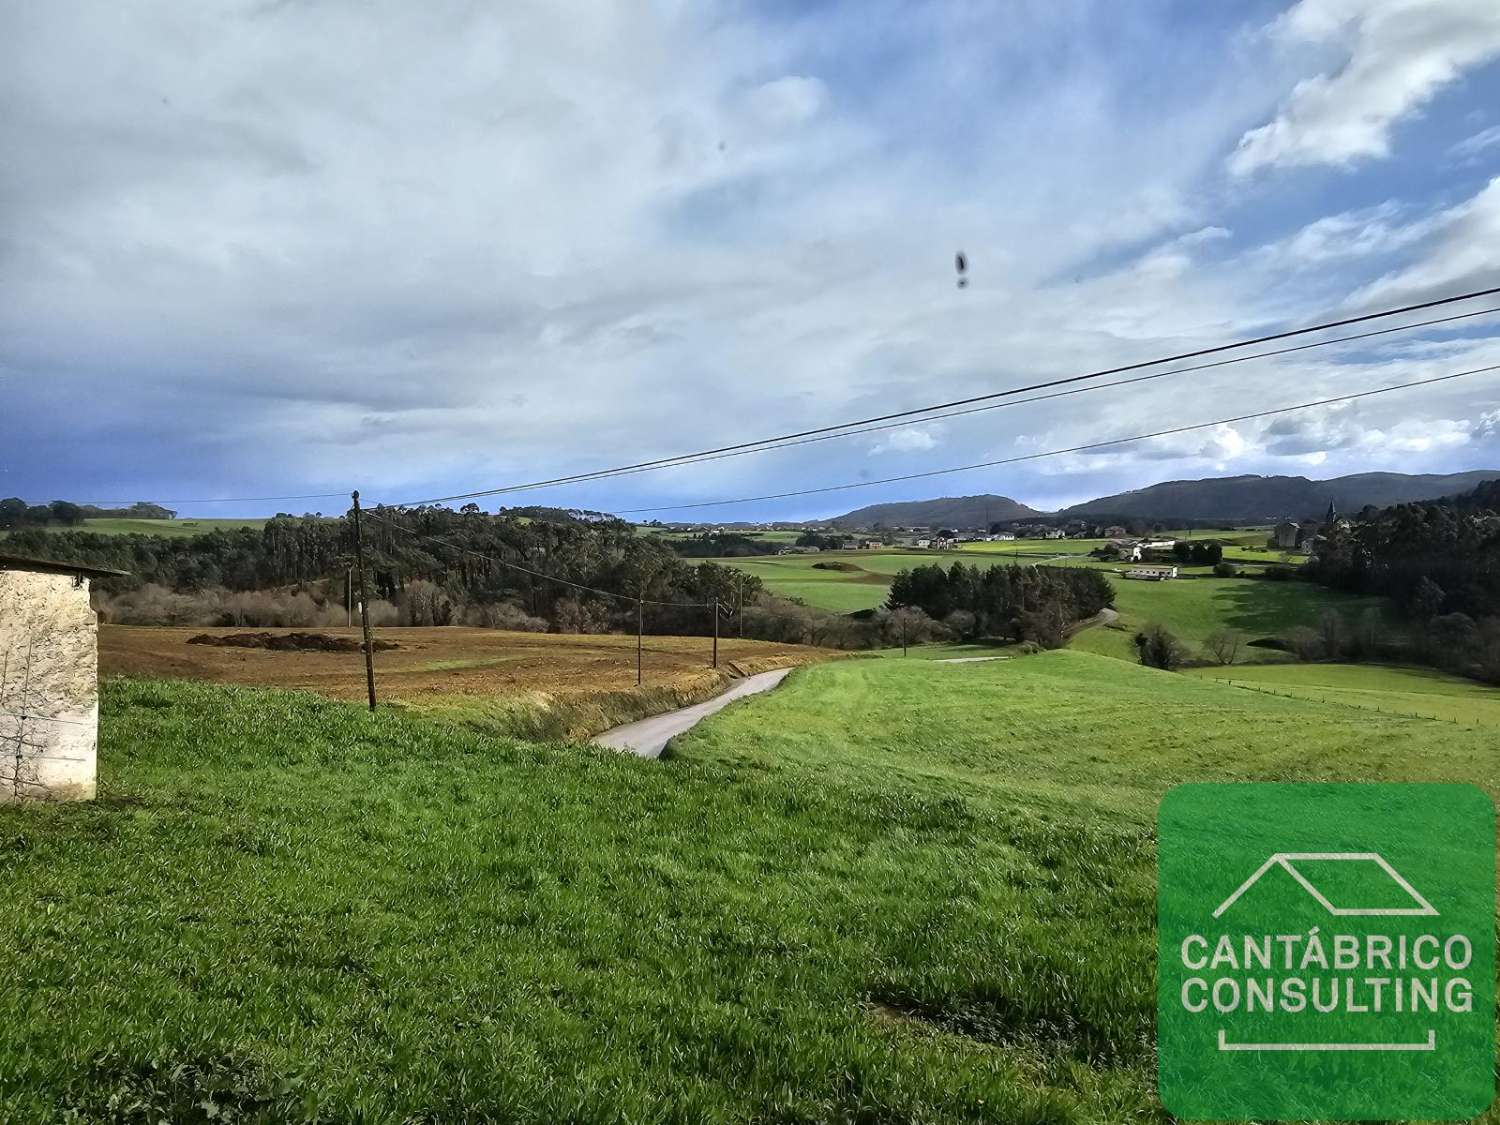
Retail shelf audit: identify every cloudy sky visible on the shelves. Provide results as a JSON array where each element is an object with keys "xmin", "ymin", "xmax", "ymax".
[{"xmin": 5, "ymin": 0, "xmax": 1500, "ymax": 520}]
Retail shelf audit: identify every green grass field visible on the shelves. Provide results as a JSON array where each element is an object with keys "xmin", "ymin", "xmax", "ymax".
[
  {"xmin": 731, "ymin": 545, "xmax": 1112, "ymax": 611},
  {"xmin": 729, "ymin": 530, "xmax": 1298, "ymax": 614},
  {"xmin": 1186, "ymin": 661, "xmax": 1500, "ymax": 726},
  {"xmin": 3, "ymin": 653, "xmax": 1490, "ymax": 1119},
  {"xmin": 40, "ymin": 517, "xmax": 269, "ymax": 538},
  {"xmin": 1070, "ymin": 576, "xmax": 1393, "ymax": 664},
  {"xmin": 730, "ymin": 552, "xmax": 925, "ymax": 611}
]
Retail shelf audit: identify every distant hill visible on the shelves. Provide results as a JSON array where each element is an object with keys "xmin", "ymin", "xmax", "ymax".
[
  {"xmin": 826, "ymin": 494, "xmax": 1039, "ymax": 529},
  {"xmin": 1058, "ymin": 471, "xmax": 1500, "ymax": 522}
]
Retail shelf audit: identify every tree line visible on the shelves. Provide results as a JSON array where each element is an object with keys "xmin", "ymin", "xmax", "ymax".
[
  {"xmin": 2, "ymin": 506, "xmax": 770, "ymax": 634},
  {"xmin": 886, "ymin": 561, "xmax": 1114, "ymax": 646},
  {"xmin": 3, "ymin": 505, "xmax": 958, "ymax": 647},
  {"xmin": 1300, "ymin": 478, "xmax": 1500, "ymax": 682},
  {"xmin": 0, "ymin": 498, "xmax": 175, "ymax": 529}
]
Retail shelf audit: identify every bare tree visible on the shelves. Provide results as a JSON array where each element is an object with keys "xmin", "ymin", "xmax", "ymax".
[
  {"xmin": 1317, "ymin": 609, "xmax": 1346, "ymax": 660},
  {"xmin": 1203, "ymin": 628, "xmax": 1243, "ymax": 666}
]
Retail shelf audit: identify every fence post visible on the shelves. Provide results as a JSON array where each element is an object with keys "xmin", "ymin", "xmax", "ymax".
[{"xmin": 351, "ymin": 490, "xmax": 377, "ymax": 712}]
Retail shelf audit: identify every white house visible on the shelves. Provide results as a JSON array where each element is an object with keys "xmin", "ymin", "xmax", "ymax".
[
  {"xmin": 1124, "ymin": 565, "xmax": 1178, "ymax": 581},
  {"xmin": 0, "ymin": 554, "xmax": 126, "ymax": 802}
]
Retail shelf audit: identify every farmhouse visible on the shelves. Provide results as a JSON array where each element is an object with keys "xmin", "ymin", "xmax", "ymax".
[
  {"xmin": 0, "ymin": 554, "xmax": 126, "ymax": 803},
  {"xmin": 1124, "ymin": 565, "xmax": 1178, "ymax": 581},
  {"xmin": 1273, "ymin": 519, "xmax": 1299, "ymax": 549}
]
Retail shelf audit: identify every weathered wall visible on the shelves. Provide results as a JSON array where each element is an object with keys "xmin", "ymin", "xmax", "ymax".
[{"xmin": 0, "ymin": 570, "xmax": 98, "ymax": 802}]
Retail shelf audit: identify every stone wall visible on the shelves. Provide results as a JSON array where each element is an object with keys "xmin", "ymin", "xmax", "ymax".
[{"xmin": 0, "ymin": 569, "xmax": 98, "ymax": 802}]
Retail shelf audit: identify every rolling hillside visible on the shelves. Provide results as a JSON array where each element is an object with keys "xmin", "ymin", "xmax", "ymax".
[{"xmin": 4, "ymin": 651, "xmax": 1494, "ymax": 1119}]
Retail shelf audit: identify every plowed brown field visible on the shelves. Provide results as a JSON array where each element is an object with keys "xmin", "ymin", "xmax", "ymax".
[{"xmin": 101, "ymin": 626, "xmax": 832, "ymax": 704}]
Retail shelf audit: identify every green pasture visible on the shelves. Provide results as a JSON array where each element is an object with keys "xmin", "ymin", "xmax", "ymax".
[
  {"xmin": 1070, "ymin": 575, "xmax": 1394, "ymax": 664},
  {"xmin": 39, "ymin": 517, "xmax": 269, "ymax": 538},
  {"xmin": 6, "ymin": 652, "xmax": 1497, "ymax": 1120},
  {"xmin": 1186, "ymin": 661, "xmax": 1500, "ymax": 726},
  {"xmin": 731, "ymin": 552, "xmax": 921, "ymax": 611}
]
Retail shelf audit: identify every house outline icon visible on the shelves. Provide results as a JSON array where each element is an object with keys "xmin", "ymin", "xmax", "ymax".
[{"xmin": 1212, "ymin": 852, "xmax": 1438, "ymax": 919}]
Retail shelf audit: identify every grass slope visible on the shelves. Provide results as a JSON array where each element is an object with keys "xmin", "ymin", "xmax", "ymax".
[
  {"xmin": 4, "ymin": 654, "xmax": 1497, "ymax": 1120},
  {"xmin": 1187, "ymin": 662, "xmax": 1500, "ymax": 726},
  {"xmin": 1070, "ymin": 576, "xmax": 1393, "ymax": 664}
]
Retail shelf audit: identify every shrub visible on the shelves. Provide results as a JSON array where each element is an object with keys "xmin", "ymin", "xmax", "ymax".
[
  {"xmin": 1285, "ymin": 625, "xmax": 1323, "ymax": 661},
  {"xmin": 463, "ymin": 601, "xmax": 549, "ymax": 631},
  {"xmin": 1212, "ymin": 561, "xmax": 1237, "ymax": 578},
  {"xmin": 1133, "ymin": 623, "xmax": 1185, "ymax": 670}
]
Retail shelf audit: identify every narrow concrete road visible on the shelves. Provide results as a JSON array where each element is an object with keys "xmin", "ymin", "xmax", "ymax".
[
  {"xmin": 1066, "ymin": 606, "xmax": 1119, "ymax": 637},
  {"xmin": 935, "ymin": 655, "xmax": 1007, "ymax": 664},
  {"xmin": 595, "ymin": 668, "xmax": 794, "ymax": 759}
]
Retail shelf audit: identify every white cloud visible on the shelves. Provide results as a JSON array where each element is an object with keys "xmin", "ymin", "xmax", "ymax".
[
  {"xmin": 869, "ymin": 426, "xmax": 941, "ymax": 455},
  {"xmin": 3, "ymin": 0, "xmax": 1499, "ymax": 516},
  {"xmin": 1230, "ymin": 0, "xmax": 1500, "ymax": 175},
  {"xmin": 1248, "ymin": 201, "xmax": 1434, "ymax": 267},
  {"xmin": 1451, "ymin": 124, "xmax": 1500, "ymax": 162},
  {"xmin": 746, "ymin": 76, "xmax": 827, "ymax": 128},
  {"xmin": 1350, "ymin": 176, "xmax": 1500, "ymax": 303}
]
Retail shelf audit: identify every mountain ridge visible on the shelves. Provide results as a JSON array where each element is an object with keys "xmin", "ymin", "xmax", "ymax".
[
  {"xmin": 823, "ymin": 494, "xmax": 1039, "ymax": 529},
  {"xmin": 816, "ymin": 471, "xmax": 1500, "ymax": 526},
  {"xmin": 1056, "ymin": 470, "xmax": 1500, "ymax": 522}
]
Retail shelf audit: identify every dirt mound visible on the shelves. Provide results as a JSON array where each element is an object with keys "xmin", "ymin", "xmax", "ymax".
[{"xmin": 187, "ymin": 632, "xmax": 398, "ymax": 653}]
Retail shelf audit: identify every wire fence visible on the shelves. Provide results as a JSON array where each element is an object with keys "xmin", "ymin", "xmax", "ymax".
[{"xmin": 1218, "ymin": 678, "xmax": 1488, "ymax": 730}]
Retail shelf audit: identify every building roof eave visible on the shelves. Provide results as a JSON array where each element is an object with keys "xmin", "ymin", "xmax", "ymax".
[{"xmin": 0, "ymin": 553, "xmax": 131, "ymax": 580}]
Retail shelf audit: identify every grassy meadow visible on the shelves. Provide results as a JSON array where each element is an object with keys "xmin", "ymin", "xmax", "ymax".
[
  {"xmin": 41, "ymin": 517, "xmax": 269, "ymax": 538},
  {"xmin": 726, "ymin": 528, "xmax": 1301, "ymax": 614},
  {"xmin": 1070, "ymin": 575, "xmax": 1395, "ymax": 664},
  {"xmin": 1187, "ymin": 661, "xmax": 1500, "ymax": 727},
  {"xmin": 3, "ymin": 652, "xmax": 1498, "ymax": 1120}
]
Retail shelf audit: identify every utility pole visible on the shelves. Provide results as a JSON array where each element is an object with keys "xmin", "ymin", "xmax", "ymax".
[
  {"xmin": 711, "ymin": 596, "xmax": 719, "ymax": 668},
  {"xmin": 351, "ymin": 490, "xmax": 377, "ymax": 711},
  {"xmin": 346, "ymin": 566, "xmax": 353, "ymax": 627},
  {"xmin": 736, "ymin": 574, "xmax": 744, "ymax": 638},
  {"xmin": 901, "ymin": 615, "xmax": 908, "ymax": 657},
  {"xmin": 636, "ymin": 594, "xmax": 643, "ymax": 686}
]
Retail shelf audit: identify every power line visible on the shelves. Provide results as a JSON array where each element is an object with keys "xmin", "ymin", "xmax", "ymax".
[
  {"xmin": 392, "ymin": 285, "xmax": 1500, "ymax": 507},
  {"xmin": 608, "ymin": 363, "xmax": 1500, "ymax": 514},
  {"xmin": 392, "ymin": 303, "xmax": 1500, "ymax": 502},
  {"xmin": 60, "ymin": 284, "xmax": 1500, "ymax": 512}
]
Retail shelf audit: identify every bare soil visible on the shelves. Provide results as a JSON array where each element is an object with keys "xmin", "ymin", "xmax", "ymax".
[{"xmin": 102, "ymin": 626, "xmax": 832, "ymax": 704}]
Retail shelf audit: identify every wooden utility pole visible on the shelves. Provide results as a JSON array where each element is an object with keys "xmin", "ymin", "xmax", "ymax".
[
  {"xmin": 346, "ymin": 566, "xmax": 353, "ymax": 627},
  {"xmin": 711, "ymin": 596, "xmax": 719, "ymax": 668},
  {"xmin": 636, "ymin": 595, "xmax": 643, "ymax": 686},
  {"xmin": 736, "ymin": 574, "xmax": 744, "ymax": 638},
  {"xmin": 351, "ymin": 490, "xmax": 377, "ymax": 711}
]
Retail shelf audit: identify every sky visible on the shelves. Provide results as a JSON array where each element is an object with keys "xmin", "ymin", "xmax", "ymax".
[{"xmin": 5, "ymin": 0, "xmax": 1500, "ymax": 521}]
